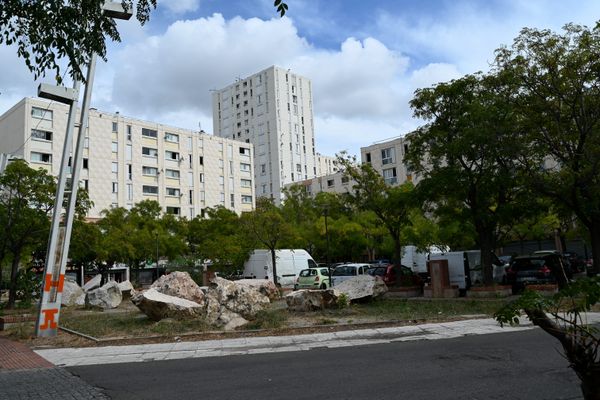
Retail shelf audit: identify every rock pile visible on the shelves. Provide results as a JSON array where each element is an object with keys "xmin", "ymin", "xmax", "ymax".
[{"xmin": 60, "ymin": 275, "xmax": 135, "ymax": 310}]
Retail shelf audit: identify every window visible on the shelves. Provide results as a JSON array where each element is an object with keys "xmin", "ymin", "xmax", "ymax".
[
  {"xmin": 188, "ymin": 154, "xmax": 193, "ymax": 168},
  {"xmin": 199, "ymin": 173, "xmax": 204, "ymax": 183},
  {"xmin": 240, "ymin": 163, "xmax": 251, "ymax": 172},
  {"xmin": 142, "ymin": 128, "xmax": 158, "ymax": 138},
  {"xmin": 111, "ymin": 142, "xmax": 118, "ymax": 153},
  {"xmin": 31, "ymin": 107, "xmax": 52, "ymax": 121},
  {"xmin": 165, "ymin": 169, "xmax": 180, "ymax": 179},
  {"xmin": 230, "ymin": 193, "xmax": 235, "ymax": 208},
  {"xmin": 112, "ymin": 122, "xmax": 118, "ymax": 132},
  {"xmin": 142, "ymin": 166, "xmax": 158, "ymax": 176},
  {"xmin": 241, "ymin": 195, "xmax": 253, "ymax": 204},
  {"xmin": 83, "ymin": 158, "xmax": 89, "ymax": 169},
  {"xmin": 327, "ymin": 179, "xmax": 334, "ymax": 188},
  {"xmin": 143, "ymin": 185, "xmax": 158, "ymax": 195},
  {"xmin": 188, "ymin": 172, "xmax": 194, "ymax": 186},
  {"xmin": 84, "ymin": 137, "xmax": 89, "ymax": 148},
  {"xmin": 260, "ymin": 164, "xmax": 266, "ymax": 174},
  {"xmin": 341, "ymin": 176, "xmax": 350, "ymax": 184},
  {"xmin": 142, "ymin": 147, "xmax": 158, "ymax": 157},
  {"xmin": 165, "ymin": 150, "xmax": 180, "ymax": 160},
  {"xmin": 187, "ymin": 136, "xmax": 193, "ymax": 150},
  {"xmin": 199, "ymin": 156, "xmax": 204, "ymax": 165},
  {"xmin": 31, "ymin": 129, "xmax": 52, "ymax": 141},
  {"xmin": 166, "ymin": 206, "xmax": 180, "ymax": 215},
  {"xmin": 241, "ymin": 178, "xmax": 252, "ymax": 188},
  {"xmin": 189, "ymin": 190, "xmax": 194, "ymax": 205},
  {"xmin": 166, "ymin": 187, "xmax": 180, "ymax": 197},
  {"xmin": 239, "ymin": 147, "xmax": 251, "ymax": 156},
  {"xmin": 112, "ymin": 182, "xmax": 118, "ymax": 193},
  {"xmin": 383, "ymin": 168, "xmax": 397, "ymax": 185},
  {"xmin": 381, "ymin": 147, "xmax": 395, "ymax": 165},
  {"xmin": 111, "ymin": 162, "xmax": 118, "ymax": 174},
  {"xmin": 127, "ymin": 184, "xmax": 133, "ymax": 200},
  {"xmin": 127, "ymin": 125, "xmax": 132, "ymax": 141},
  {"xmin": 30, "ymin": 151, "xmax": 52, "ymax": 163},
  {"xmin": 296, "ymin": 164, "xmax": 301, "ymax": 173},
  {"xmin": 366, "ymin": 152, "xmax": 371, "ymax": 163},
  {"xmin": 126, "ymin": 144, "xmax": 132, "ymax": 161},
  {"xmin": 164, "ymin": 132, "xmax": 179, "ymax": 143},
  {"xmin": 127, "ymin": 164, "xmax": 132, "ymax": 180}
]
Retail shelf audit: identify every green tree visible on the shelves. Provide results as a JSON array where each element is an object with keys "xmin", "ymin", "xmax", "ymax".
[
  {"xmin": 0, "ymin": 1, "xmax": 288, "ymax": 83},
  {"xmin": 337, "ymin": 154, "xmax": 416, "ymax": 267},
  {"xmin": 241, "ymin": 198, "xmax": 295, "ymax": 286},
  {"xmin": 407, "ymin": 73, "xmax": 531, "ymax": 285},
  {"xmin": 0, "ymin": 160, "xmax": 55, "ymax": 308},
  {"xmin": 493, "ymin": 23, "xmax": 600, "ymax": 274}
]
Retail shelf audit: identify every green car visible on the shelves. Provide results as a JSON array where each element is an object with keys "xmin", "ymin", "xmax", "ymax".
[{"xmin": 294, "ymin": 268, "xmax": 331, "ymax": 290}]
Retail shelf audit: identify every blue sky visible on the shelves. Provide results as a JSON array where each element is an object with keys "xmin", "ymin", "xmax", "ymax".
[{"xmin": 2, "ymin": 0, "xmax": 600, "ymax": 157}]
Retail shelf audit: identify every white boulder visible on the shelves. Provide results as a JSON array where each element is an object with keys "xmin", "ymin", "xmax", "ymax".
[
  {"xmin": 83, "ymin": 274, "xmax": 102, "ymax": 291},
  {"xmin": 285, "ymin": 289, "xmax": 340, "ymax": 312},
  {"xmin": 209, "ymin": 277, "xmax": 270, "ymax": 319},
  {"xmin": 235, "ymin": 279, "xmax": 280, "ymax": 301},
  {"xmin": 61, "ymin": 278, "xmax": 85, "ymax": 307},
  {"xmin": 85, "ymin": 281, "xmax": 122, "ymax": 309},
  {"xmin": 117, "ymin": 280, "xmax": 135, "ymax": 298},
  {"xmin": 131, "ymin": 288, "xmax": 203, "ymax": 321},
  {"xmin": 334, "ymin": 275, "xmax": 388, "ymax": 302},
  {"xmin": 151, "ymin": 272, "xmax": 205, "ymax": 305}
]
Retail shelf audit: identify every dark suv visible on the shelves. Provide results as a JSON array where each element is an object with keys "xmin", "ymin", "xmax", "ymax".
[{"xmin": 505, "ymin": 254, "xmax": 566, "ymax": 293}]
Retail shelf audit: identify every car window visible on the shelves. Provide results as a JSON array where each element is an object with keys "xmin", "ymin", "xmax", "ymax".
[
  {"xmin": 299, "ymin": 269, "xmax": 311, "ymax": 277},
  {"xmin": 319, "ymin": 268, "xmax": 329, "ymax": 275},
  {"xmin": 512, "ymin": 258, "xmax": 545, "ymax": 271},
  {"xmin": 308, "ymin": 259, "xmax": 318, "ymax": 268},
  {"xmin": 310, "ymin": 269, "xmax": 317, "ymax": 276},
  {"xmin": 369, "ymin": 267, "xmax": 385, "ymax": 276},
  {"xmin": 333, "ymin": 266, "xmax": 351, "ymax": 276}
]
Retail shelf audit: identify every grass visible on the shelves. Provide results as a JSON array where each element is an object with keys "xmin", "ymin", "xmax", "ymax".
[{"xmin": 244, "ymin": 309, "xmax": 288, "ymax": 330}]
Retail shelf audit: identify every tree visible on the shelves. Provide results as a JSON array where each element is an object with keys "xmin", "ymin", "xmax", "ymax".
[
  {"xmin": 495, "ymin": 278, "xmax": 600, "ymax": 400},
  {"xmin": 241, "ymin": 198, "xmax": 294, "ymax": 286},
  {"xmin": 0, "ymin": 160, "xmax": 55, "ymax": 307},
  {"xmin": 407, "ymin": 73, "xmax": 531, "ymax": 285},
  {"xmin": 0, "ymin": 0, "xmax": 288, "ymax": 83},
  {"xmin": 337, "ymin": 154, "xmax": 416, "ymax": 267},
  {"xmin": 494, "ymin": 23, "xmax": 600, "ymax": 275}
]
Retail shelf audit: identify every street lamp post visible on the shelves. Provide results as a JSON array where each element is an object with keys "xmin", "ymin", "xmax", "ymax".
[
  {"xmin": 156, "ymin": 233, "xmax": 160, "ymax": 281},
  {"xmin": 35, "ymin": 2, "xmax": 132, "ymax": 338}
]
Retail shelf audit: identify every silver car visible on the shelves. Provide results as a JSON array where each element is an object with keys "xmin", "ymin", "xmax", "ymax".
[{"xmin": 331, "ymin": 263, "xmax": 370, "ymax": 286}]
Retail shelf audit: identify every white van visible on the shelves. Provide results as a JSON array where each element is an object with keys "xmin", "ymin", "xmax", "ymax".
[{"xmin": 243, "ymin": 249, "xmax": 317, "ymax": 287}]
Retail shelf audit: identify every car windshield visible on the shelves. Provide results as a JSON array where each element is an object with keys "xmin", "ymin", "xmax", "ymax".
[
  {"xmin": 299, "ymin": 269, "xmax": 311, "ymax": 277},
  {"xmin": 368, "ymin": 267, "xmax": 386, "ymax": 276},
  {"xmin": 333, "ymin": 266, "xmax": 356, "ymax": 276},
  {"xmin": 512, "ymin": 258, "xmax": 545, "ymax": 271}
]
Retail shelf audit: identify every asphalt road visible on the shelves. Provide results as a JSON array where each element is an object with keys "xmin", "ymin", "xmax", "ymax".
[{"xmin": 69, "ymin": 329, "xmax": 582, "ymax": 400}]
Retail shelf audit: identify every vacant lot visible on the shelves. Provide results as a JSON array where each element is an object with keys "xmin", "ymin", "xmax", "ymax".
[{"xmin": 1, "ymin": 297, "xmax": 511, "ymax": 348}]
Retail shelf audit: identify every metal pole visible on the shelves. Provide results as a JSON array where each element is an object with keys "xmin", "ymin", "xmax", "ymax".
[
  {"xmin": 156, "ymin": 233, "xmax": 159, "ymax": 281},
  {"xmin": 36, "ymin": 80, "xmax": 81, "ymax": 337},
  {"xmin": 325, "ymin": 208, "xmax": 331, "ymax": 287}
]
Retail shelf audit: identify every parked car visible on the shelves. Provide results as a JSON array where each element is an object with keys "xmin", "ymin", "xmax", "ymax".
[
  {"xmin": 505, "ymin": 254, "xmax": 563, "ymax": 293},
  {"xmin": 294, "ymin": 268, "xmax": 331, "ymax": 290},
  {"xmin": 562, "ymin": 252, "xmax": 584, "ymax": 273},
  {"xmin": 532, "ymin": 250, "xmax": 573, "ymax": 278},
  {"xmin": 367, "ymin": 264, "xmax": 422, "ymax": 287},
  {"xmin": 331, "ymin": 263, "xmax": 370, "ymax": 286}
]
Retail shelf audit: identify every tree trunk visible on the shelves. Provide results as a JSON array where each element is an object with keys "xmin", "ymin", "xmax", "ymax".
[
  {"xmin": 393, "ymin": 237, "xmax": 402, "ymax": 268},
  {"xmin": 589, "ymin": 219, "xmax": 600, "ymax": 276},
  {"xmin": 478, "ymin": 229, "xmax": 495, "ymax": 286},
  {"xmin": 7, "ymin": 253, "xmax": 21, "ymax": 308},
  {"xmin": 270, "ymin": 249, "xmax": 278, "ymax": 286}
]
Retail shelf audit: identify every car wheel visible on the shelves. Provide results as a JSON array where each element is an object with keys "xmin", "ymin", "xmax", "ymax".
[
  {"xmin": 293, "ymin": 284, "xmax": 298, "ymax": 291},
  {"xmin": 320, "ymin": 283, "xmax": 327, "ymax": 290}
]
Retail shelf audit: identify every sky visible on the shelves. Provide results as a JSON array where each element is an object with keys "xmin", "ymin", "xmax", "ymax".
[{"xmin": 1, "ymin": 0, "xmax": 600, "ymax": 158}]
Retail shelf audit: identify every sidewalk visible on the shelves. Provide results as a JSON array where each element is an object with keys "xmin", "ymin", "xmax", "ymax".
[
  {"xmin": 0, "ymin": 337, "xmax": 53, "ymax": 370},
  {"xmin": 37, "ymin": 314, "xmax": 600, "ymax": 367}
]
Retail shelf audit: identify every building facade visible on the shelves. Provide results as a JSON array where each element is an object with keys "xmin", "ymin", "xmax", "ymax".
[
  {"xmin": 360, "ymin": 136, "xmax": 419, "ymax": 186},
  {"xmin": 212, "ymin": 66, "xmax": 319, "ymax": 202},
  {"xmin": 0, "ymin": 97, "xmax": 255, "ymax": 219}
]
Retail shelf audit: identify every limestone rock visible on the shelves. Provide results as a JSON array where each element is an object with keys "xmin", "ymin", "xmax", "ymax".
[
  {"xmin": 334, "ymin": 275, "xmax": 388, "ymax": 302},
  {"xmin": 285, "ymin": 289, "xmax": 340, "ymax": 311},
  {"xmin": 209, "ymin": 277, "xmax": 270, "ymax": 319},
  {"xmin": 61, "ymin": 278, "xmax": 85, "ymax": 307},
  {"xmin": 83, "ymin": 274, "xmax": 102, "ymax": 291},
  {"xmin": 117, "ymin": 280, "xmax": 135, "ymax": 298},
  {"xmin": 235, "ymin": 279, "xmax": 280, "ymax": 301},
  {"xmin": 216, "ymin": 308, "xmax": 249, "ymax": 331},
  {"xmin": 85, "ymin": 281, "xmax": 122, "ymax": 309},
  {"xmin": 151, "ymin": 272, "xmax": 204, "ymax": 305},
  {"xmin": 131, "ymin": 288, "xmax": 203, "ymax": 321}
]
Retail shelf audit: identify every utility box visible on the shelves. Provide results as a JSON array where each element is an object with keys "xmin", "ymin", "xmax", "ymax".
[{"xmin": 427, "ymin": 259, "xmax": 450, "ymax": 298}]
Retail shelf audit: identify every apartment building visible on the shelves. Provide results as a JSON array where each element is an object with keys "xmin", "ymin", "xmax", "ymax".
[
  {"xmin": 0, "ymin": 97, "xmax": 255, "ymax": 219},
  {"xmin": 284, "ymin": 171, "xmax": 355, "ymax": 198},
  {"xmin": 212, "ymin": 66, "xmax": 320, "ymax": 202},
  {"xmin": 361, "ymin": 136, "xmax": 419, "ymax": 186}
]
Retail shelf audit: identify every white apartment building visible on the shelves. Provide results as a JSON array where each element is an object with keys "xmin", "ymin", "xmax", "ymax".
[
  {"xmin": 315, "ymin": 153, "xmax": 338, "ymax": 177},
  {"xmin": 284, "ymin": 171, "xmax": 355, "ymax": 198},
  {"xmin": 0, "ymin": 97, "xmax": 255, "ymax": 219},
  {"xmin": 361, "ymin": 136, "xmax": 420, "ymax": 186},
  {"xmin": 212, "ymin": 66, "xmax": 320, "ymax": 202}
]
